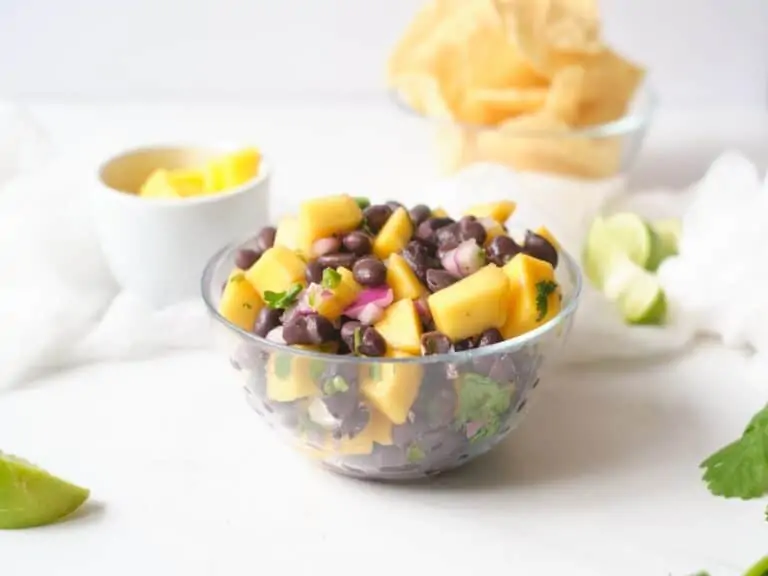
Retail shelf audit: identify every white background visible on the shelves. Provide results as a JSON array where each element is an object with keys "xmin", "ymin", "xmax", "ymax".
[{"xmin": 0, "ymin": 0, "xmax": 767, "ymax": 108}]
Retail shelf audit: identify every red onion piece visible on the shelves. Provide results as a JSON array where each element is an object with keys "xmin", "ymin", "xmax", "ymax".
[
  {"xmin": 441, "ymin": 240, "xmax": 485, "ymax": 277},
  {"xmin": 343, "ymin": 287, "xmax": 394, "ymax": 318},
  {"xmin": 357, "ymin": 303, "xmax": 385, "ymax": 325},
  {"xmin": 266, "ymin": 326, "xmax": 286, "ymax": 344},
  {"xmin": 312, "ymin": 236, "xmax": 341, "ymax": 256}
]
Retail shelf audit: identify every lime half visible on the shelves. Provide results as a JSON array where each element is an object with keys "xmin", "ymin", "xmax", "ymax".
[
  {"xmin": 602, "ymin": 212, "xmax": 664, "ymax": 270},
  {"xmin": 0, "ymin": 452, "xmax": 90, "ymax": 529},
  {"xmin": 652, "ymin": 218, "xmax": 682, "ymax": 265},
  {"xmin": 599, "ymin": 255, "xmax": 667, "ymax": 325}
]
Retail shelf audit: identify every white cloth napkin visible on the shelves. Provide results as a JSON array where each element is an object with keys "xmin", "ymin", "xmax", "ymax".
[{"xmin": 0, "ymin": 103, "xmax": 764, "ymax": 390}]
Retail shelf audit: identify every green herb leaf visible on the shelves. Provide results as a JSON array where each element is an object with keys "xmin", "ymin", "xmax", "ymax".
[
  {"xmin": 354, "ymin": 196, "xmax": 371, "ymax": 210},
  {"xmin": 456, "ymin": 372, "xmax": 512, "ymax": 431},
  {"xmin": 353, "ymin": 327, "xmax": 363, "ymax": 355},
  {"xmin": 535, "ymin": 280, "xmax": 558, "ymax": 322},
  {"xmin": 322, "ymin": 375, "xmax": 349, "ymax": 396},
  {"xmin": 321, "ymin": 268, "xmax": 342, "ymax": 290},
  {"xmin": 308, "ymin": 360, "xmax": 326, "ymax": 383},
  {"xmin": 700, "ymin": 405, "xmax": 768, "ymax": 500},
  {"xmin": 274, "ymin": 354, "xmax": 292, "ymax": 380},
  {"xmin": 264, "ymin": 283, "xmax": 303, "ymax": 309},
  {"xmin": 406, "ymin": 444, "xmax": 425, "ymax": 463}
]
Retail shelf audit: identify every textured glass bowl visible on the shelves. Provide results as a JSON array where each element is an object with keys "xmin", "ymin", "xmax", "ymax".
[
  {"xmin": 202, "ymin": 240, "xmax": 582, "ymax": 481},
  {"xmin": 391, "ymin": 80, "xmax": 656, "ymax": 180}
]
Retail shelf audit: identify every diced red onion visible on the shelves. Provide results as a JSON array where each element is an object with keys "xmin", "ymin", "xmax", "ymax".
[
  {"xmin": 266, "ymin": 326, "xmax": 285, "ymax": 344},
  {"xmin": 440, "ymin": 240, "xmax": 485, "ymax": 277},
  {"xmin": 312, "ymin": 236, "xmax": 340, "ymax": 256},
  {"xmin": 357, "ymin": 303, "xmax": 385, "ymax": 325},
  {"xmin": 343, "ymin": 287, "xmax": 394, "ymax": 319}
]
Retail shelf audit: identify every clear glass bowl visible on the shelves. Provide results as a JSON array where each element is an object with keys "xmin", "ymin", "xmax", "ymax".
[
  {"xmin": 202, "ymin": 240, "xmax": 583, "ymax": 481},
  {"xmin": 391, "ymin": 80, "xmax": 656, "ymax": 180}
]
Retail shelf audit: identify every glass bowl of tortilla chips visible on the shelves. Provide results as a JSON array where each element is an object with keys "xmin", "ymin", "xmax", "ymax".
[{"xmin": 387, "ymin": 0, "xmax": 656, "ymax": 180}]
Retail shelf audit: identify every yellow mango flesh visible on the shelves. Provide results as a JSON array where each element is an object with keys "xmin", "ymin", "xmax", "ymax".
[
  {"xmin": 139, "ymin": 169, "xmax": 185, "ymax": 199},
  {"xmin": 501, "ymin": 254, "xmax": 562, "ymax": 339},
  {"xmin": 483, "ymin": 222, "xmax": 507, "ymax": 246},
  {"xmin": 465, "ymin": 200, "xmax": 517, "ymax": 224},
  {"xmin": 218, "ymin": 272, "xmax": 264, "ymax": 331},
  {"xmin": 328, "ymin": 408, "xmax": 394, "ymax": 455},
  {"xmin": 204, "ymin": 147, "xmax": 261, "ymax": 192},
  {"xmin": 298, "ymin": 195, "xmax": 363, "ymax": 255},
  {"xmin": 313, "ymin": 267, "xmax": 362, "ymax": 320},
  {"xmin": 535, "ymin": 226, "xmax": 561, "ymax": 252},
  {"xmin": 374, "ymin": 298, "xmax": 423, "ymax": 355},
  {"xmin": 245, "ymin": 245, "xmax": 306, "ymax": 298},
  {"xmin": 431, "ymin": 207, "xmax": 449, "ymax": 218},
  {"xmin": 372, "ymin": 207, "xmax": 413, "ymax": 260},
  {"xmin": 361, "ymin": 351, "xmax": 423, "ymax": 425},
  {"xmin": 428, "ymin": 264, "xmax": 510, "ymax": 341},
  {"xmin": 265, "ymin": 350, "xmax": 321, "ymax": 402},
  {"xmin": 386, "ymin": 253, "xmax": 426, "ymax": 300},
  {"xmin": 274, "ymin": 216, "xmax": 301, "ymax": 252}
]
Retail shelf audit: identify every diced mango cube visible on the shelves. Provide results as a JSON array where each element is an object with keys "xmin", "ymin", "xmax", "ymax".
[
  {"xmin": 427, "ymin": 264, "xmax": 510, "ymax": 341},
  {"xmin": 386, "ymin": 253, "xmax": 426, "ymax": 300},
  {"xmin": 330, "ymin": 408, "xmax": 394, "ymax": 455},
  {"xmin": 313, "ymin": 267, "xmax": 362, "ymax": 320},
  {"xmin": 204, "ymin": 147, "xmax": 261, "ymax": 192},
  {"xmin": 361, "ymin": 351, "xmax": 423, "ymax": 425},
  {"xmin": 374, "ymin": 299, "xmax": 423, "ymax": 355},
  {"xmin": 218, "ymin": 272, "xmax": 263, "ymax": 331},
  {"xmin": 501, "ymin": 254, "xmax": 561, "ymax": 339},
  {"xmin": 465, "ymin": 200, "xmax": 517, "ymax": 224},
  {"xmin": 245, "ymin": 245, "xmax": 306, "ymax": 298},
  {"xmin": 266, "ymin": 350, "xmax": 321, "ymax": 402},
  {"xmin": 165, "ymin": 169, "xmax": 206, "ymax": 197},
  {"xmin": 432, "ymin": 207, "xmax": 449, "ymax": 218},
  {"xmin": 139, "ymin": 169, "xmax": 182, "ymax": 199},
  {"xmin": 535, "ymin": 225, "xmax": 561, "ymax": 251},
  {"xmin": 274, "ymin": 216, "xmax": 301, "ymax": 252},
  {"xmin": 373, "ymin": 207, "xmax": 413, "ymax": 260},
  {"xmin": 483, "ymin": 221, "xmax": 507, "ymax": 246},
  {"xmin": 298, "ymin": 195, "xmax": 363, "ymax": 255}
]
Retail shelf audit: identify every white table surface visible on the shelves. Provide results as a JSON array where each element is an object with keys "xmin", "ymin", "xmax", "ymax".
[{"xmin": 1, "ymin": 100, "xmax": 768, "ymax": 575}]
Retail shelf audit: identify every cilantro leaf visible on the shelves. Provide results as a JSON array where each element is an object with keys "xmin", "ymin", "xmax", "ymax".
[
  {"xmin": 354, "ymin": 196, "xmax": 371, "ymax": 210},
  {"xmin": 353, "ymin": 326, "xmax": 362, "ymax": 355},
  {"xmin": 321, "ymin": 268, "xmax": 342, "ymax": 290},
  {"xmin": 700, "ymin": 405, "xmax": 768, "ymax": 500},
  {"xmin": 322, "ymin": 375, "xmax": 349, "ymax": 396},
  {"xmin": 455, "ymin": 372, "xmax": 512, "ymax": 441},
  {"xmin": 273, "ymin": 354, "xmax": 292, "ymax": 380},
  {"xmin": 264, "ymin": 283, "xmax": 303, "ymax": 309},
  {"xmin": 535, "ymin": 280, "xmax": 558, "ymax": 322},
  {"xmin": 308, "ymin": 360, "xmax": 326, "ymax": 384},
  {"xmin": 406, "ymin": 444, "xmax": 425, "ymax": 463}
]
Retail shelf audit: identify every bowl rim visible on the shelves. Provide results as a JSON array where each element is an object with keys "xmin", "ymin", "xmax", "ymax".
[
  {"xmin": 95, "ymin": 142, "xmax": 271, "ymax": 207},
  {"xmin": 388, "ymin": 79, "xmax": 657, "ymax": 140},
  {"xmin": 201, "ymin": 239, "xmax": 583, "ymax": 366}
]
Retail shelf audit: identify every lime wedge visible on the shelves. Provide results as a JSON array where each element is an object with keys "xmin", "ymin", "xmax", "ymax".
[
  {"xmin": 0, "ymin": 452, "xmax": 90, "ymax": 529},
  {"xmin": 599, "ymin": 255, "xmax": 667, "ymax": 325},
  {"xmin": 652, "ymin": 218, "xmax": 682, "ymax": 264},
  {"xmin": 602, "ymin": 212, "xmax": 664, "ymax": 270}
]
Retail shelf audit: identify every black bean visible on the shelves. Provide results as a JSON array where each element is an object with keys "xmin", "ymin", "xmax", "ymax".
[
  {"xmin": 459, "ymin": 221, "xmax": 487, "ymax": 246},
  {"xmin": 282, "ymin": 316, "xmax": 311, "ymax": 345},
  {"xmin": 408, "ymin": 204, "xmax": 432, "ymax": 226},
  {"xmin": 416, "ymin": 217, "xmax": 455, "ymax": 243},
  {"xmin": 317, "ymin": 252, "xmax": 357, "ymax": 270},
  {"xmin": 453, "ymin": 338, "xmax": 475, "ymax": 352},
  {"xmin": 353, "ymin": 257, "xmax": 387, "ymax": 286},
  {"xmin": 402, "ymin": 240, "xmax": 439, "ymax": 284},
  {"xmin": 253, "ymin": 307, "xmax": 283, "ymax": 337},
  {"xmin": 421, "ymin": 331, "xmax": 453, "ymax": 355},
  {"xmin": 235, "ymin": 248, "xmax": 261, "ymax": 270},
  {"xmin": 477, "ymin": 328, "xmax": 503, "ymax": 348},
  {"xmin": 342, "ymin": 231, "xmax": 372, "ymax": 256},
  {"xmin": 435, "ymin": 223, "xmax": 462, "ymax": 249},
  {"xmin": 255, "ymin": 226, "xmax": 277, "ymax": 252},
  {"xmin": 414, "ymin": 297, "xmax": 435, "ymax": 332},
  {"xmin": 523, "ymin": 230, "xmax": 559, "ymax": 269},
  {"xmin": 426, "ymin": 269, "xmax": 458, "ymax": 293},
  {"xmin": 305, "ymin": 314, "xmax": 338, "ymax": 345},
  {"xmin": 305, "ymin": 260, "xmax": 327, "ymax": 284},
  {"xmin": 386, "ymin": 200, "xmax": 405, "ymax": 212},
  {"xmin": 410, "ymin": 236, "xmax": 438, "ymax": 257},
  {"xmin": 358, "ymin": 327, "xmax": 386, "ymax": 357},
  {"xmin": 459, "ymin": 215, "xmax": 477, "ymax": 224},
  {"xmin": 486, "ymin": 235, "xmax": 521, "ymax": 267},
  {"xmin": 340, "ymin": 320, "xmax": 362, "ymax": 352},
  {"xmin": 335, "ymin": 403, "xmax": 371, "ymax": 439},
  {"xmin": 363, "ymin": 204, "xmax": 393, "ymax": 234}
]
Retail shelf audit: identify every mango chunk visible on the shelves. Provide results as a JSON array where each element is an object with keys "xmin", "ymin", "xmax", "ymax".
[
  {"xmin": 329, "ymin": 408, "xmax": 394, "ymax": 455},
  {"xmin": 465, "ymin": 200, "xmax": 517, "ymax": 224},
  {"xmin": 431, "ymin": 207, "xmax": 449, "ymax": 218},
  {"xmin": 298, "ymin": 195, "xmax": 363, "ymax": 255},
  {"xmin": 313, "ymin": 267, "xmax": 362, "ymax": 320},
  {"xmin": 373, "ymin": 207, "xmax": 413, "ymax": 260},
  {"xmin": 374, "ymin": 299, "xmax": 423, "ymax": 355},
  {"xmin": 266, "ymin": 350, "xmax": 321, "ymax": 402},
  {"xmin": 274, "ymin": 216, "xmax": 301, "ymax": 252},
  {"xmin": 535, "ymin": 225, "xmax": 561, "ymax": 252},
  {"xmin": 245, "ymin": 245, "xmax": 306, "ymax": 298},
  {"xmin": 501, "ymin": 254, "xmax": 561, "ymax": 339},
  {"xmin": 386, "ymin": 253, "xmax": 427, "ymax": 300},
  {"xmin": 139, "ymin": 169, "xmax": 183, "ymax": 198},
  {"xmin": 361, "ymin": 351, "xmax": 423, "ymax": 425},
  {"xmin": 205, "ymin": 147, "xmax": 261, "ymax": 192},
  {"xmin": 428, "ymin": 264, "xmax": 510, "ymax": 341},
  {"xmin": 218, "ymin": 272, "xmax": 263, "ymax": 331},
  {"xmin": 483, "ymin": 221, "xmax": 507, "ymax": 246}
]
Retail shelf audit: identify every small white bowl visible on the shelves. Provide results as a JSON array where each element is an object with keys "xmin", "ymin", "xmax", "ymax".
[{"xmin": 91, "ymin": 144, "xmax": 271, "ymax": 307}]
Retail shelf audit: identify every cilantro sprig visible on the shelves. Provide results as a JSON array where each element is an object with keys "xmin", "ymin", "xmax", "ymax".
[
  {"xmin": 535, "ymin": 280, "xmax": 558, "ymax": 322},
  {"xmin": 264, "ymin": 283, "xmax": 303, "ymax": 309},
  {"xmin": 321, "ymin": 268, "xmax": 341, "ymax": 290},
  {"xmin": 455, "ymin": 372, "xmax": 512, "ymax": 442}
]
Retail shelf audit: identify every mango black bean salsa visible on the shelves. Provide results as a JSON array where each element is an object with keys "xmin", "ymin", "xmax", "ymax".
[{"xmin": 218, "ymin": 194, "xmax": 563, "ymax": 358}]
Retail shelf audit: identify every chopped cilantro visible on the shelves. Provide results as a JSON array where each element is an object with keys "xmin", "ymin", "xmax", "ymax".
[
  {"xmin": 322, "ymin": 375, "xmax": 349, "ymax": 395},
  {"xmin": 406, "ymin": 444, "xmax": 425, "ymax": 463},
  {"xmin": 369, "ymin": 363, "xmax": 382, "ymax": 381},
  {"xmin": 456, "ymin": 372, "xmax": 512, "ymax": 442},
  {"xmin": 535, "ymin": 280, "xmax": 558, "ymax": 322},
  {"xmin": 321, "ymin": 268, "xmax": 342, "ymax": 290},
  {"xmin": 353, "ymin": 327, "xmax": 363, "ymax": 355},
  {"xmin": 354, "ymin": 196, "xmax": 371, "ymax": 210},
  {"xmin": 308, "ymin": 360, "xmax": 326, "ymax": 383},
  {"xmin": 273, "ymin": 354, "xmax": 292, "ymax": 380},
  {"xmin": 264, "ymin": 283, "xmax": 303, "ymax": 309}
]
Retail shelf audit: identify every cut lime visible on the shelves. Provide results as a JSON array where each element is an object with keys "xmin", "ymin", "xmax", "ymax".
[
  {"xmin": 602, "ymin": 212, "xmax": 663, "ymax": 271},
  {"xmin": 0, "ymin": 452, "xmax": 90, "ymax": 529},
  {"xmin": 582, "ymin": 216, "xmax": 613, "ymax": 289},
  {"xmin": 596, "ymin": 254, "xmax": 667, "ymax": 325},
  {"xmin": 652, "ymin": 218, "xmax": 682, "ymax": 264},
  {"xmin": 744, "ymin": 556, "xmax": 768, "ymax": 576}
]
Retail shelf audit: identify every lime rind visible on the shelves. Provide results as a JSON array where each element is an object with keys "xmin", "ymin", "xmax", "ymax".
[
  {"xmin": 0, "ymin": 451, "xmax": 90, "ymax": 529},
  {"xmin": 652, "ymin": 218, "xmax": 682, "ymax": 265}
]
